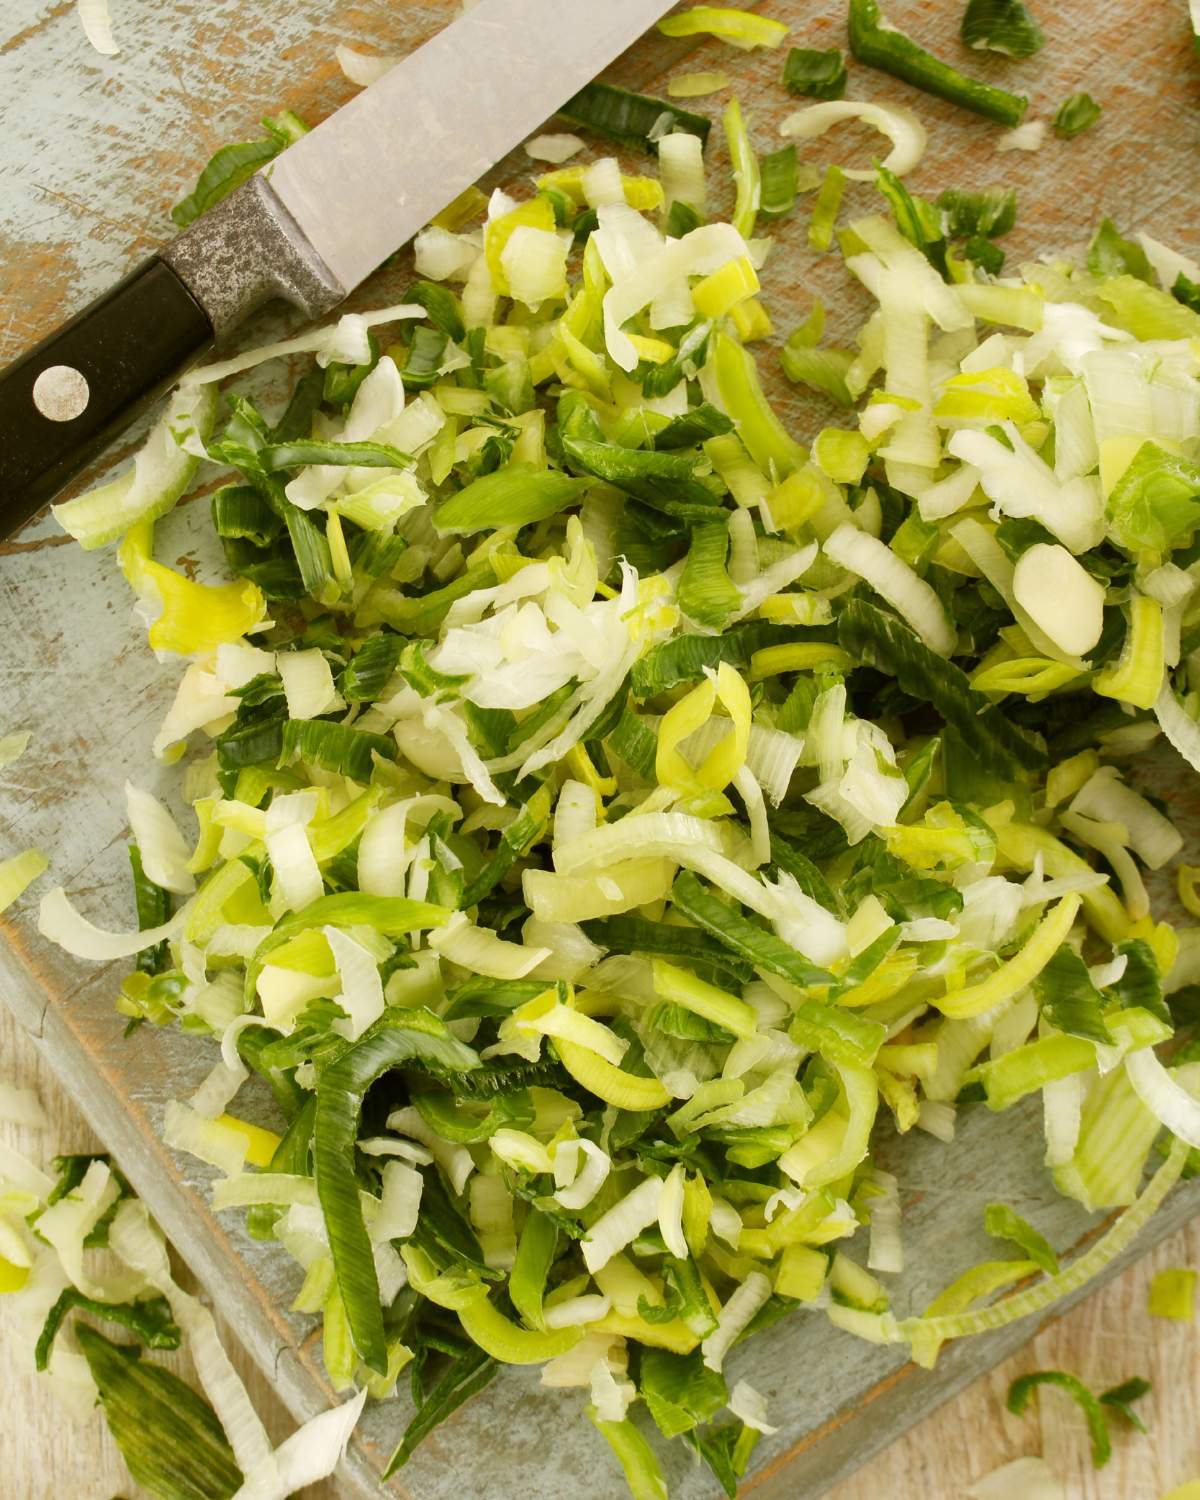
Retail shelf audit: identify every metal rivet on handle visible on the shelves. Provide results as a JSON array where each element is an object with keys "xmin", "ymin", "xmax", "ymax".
[{"xmin": 32, "ymin": 364, "xmax": 90, "ymax": 422}]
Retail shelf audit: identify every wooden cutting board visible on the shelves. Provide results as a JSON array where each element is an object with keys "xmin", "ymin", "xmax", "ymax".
[{"xmin": 2, "ymin": 2, "xmax": 1199, "ymax": 1496}]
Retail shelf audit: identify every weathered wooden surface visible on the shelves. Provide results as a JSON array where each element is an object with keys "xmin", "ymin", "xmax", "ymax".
[{"xmin": 2, "ymin": 1, "xmax": 1200, "ymax": 1497}]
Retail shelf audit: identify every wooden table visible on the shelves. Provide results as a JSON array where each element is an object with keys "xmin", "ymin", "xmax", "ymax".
[{"xmin": 4, "ymin": 997, "xmax": 1198, "ymax": 1500}]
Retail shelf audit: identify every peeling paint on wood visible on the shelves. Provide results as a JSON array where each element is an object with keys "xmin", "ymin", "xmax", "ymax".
[{"xmin": 2, "ymin": 2, "xmax": 1199, "ymax": 1498}]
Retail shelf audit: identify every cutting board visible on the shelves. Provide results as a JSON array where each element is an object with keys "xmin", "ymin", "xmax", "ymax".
[{"xmin": 2, "ymin": 2, "xmax": 1199, "ymax": 1496}]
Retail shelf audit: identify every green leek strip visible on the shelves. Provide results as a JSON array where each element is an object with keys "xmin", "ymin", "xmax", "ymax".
[
  {"xmin": 808, "ymin": 164, "xmax": 845, "ymax": 253},
  {"xmin": 723, "ymin": 96, "xmax": 760, "ymax": 241},
  {"xmin": 652, "ymin": 958, "xmax": 758, "ymax": 1039},
  {"xmin": 457, "ymin": 1293, "xmax": 583, "ymax": 1364},
  {"xmin": 36, "ymin": 1288, "xmax": 180, "ymax": 1372},
  {"xmin": 588, "ymin": 1410, "xmax": 670, "ymax": 1500},
  {"xmin": 779, "ymin": 342, "xmax": 855, "ymax": 407},
  {"xmin": 281, "ymin": 495, "xmax": 337, "ymax": 600},
  {"xmin": 671, "ymin": 869, "xmax": 834, "ymax": 989},
  {"xmin": 1053, "ymin": 91, "xmax": 1102, "ymax": 139},
  {"xmin": 259, "ymin": 438, "xmax": 413, "ymax": 472},
  {"xmin": 938, "ymin": 894, "xmax": 1082, "ymax": 1020},
  {"xmin": 374, "ymin": 559, "xmax": 498, "ymax": 637},
  {"xmin": 848, "ymin": 0, "xmax": 1027, "ymax": 127},
  {"xmin": 759, "ymin": 144, "xmax": 799, "ymax": 220},
  {"xmin": 789, "ymin": 1000, "xmax": 885, "ymax": 1066},
  {"xmin": 837, "ymin": 599, "xmax": 1046, "ymax": 778},
  {"xmin": 211, "ymin": 485, "xmax": 280, "ymax": 548},
  {"xmin": 888, "ymin": 1140, "xmax": 1188, "ymax": 1344},
  {"xmin": 509, "ymin": 1209, "xmax": 559, "ymax": 1331},
  {"xmin": 339, "ymin": 634, "xmax": 401, "ymax": 702},
  {"xmin": 129, "ymin": 843, "xmax": 172, "ymax": 976},
  {"xmin": 583, "ymin": 915, "xmax": 754, "ymax": 984},
  {"xmin": 314, "ymin": 1010, "xmax": 481, "ymax": 1374},
  {"xmin": 632, "ymin": 621, "xmax": 787, "ymax": 695},
  {"xmin": 559, "ymin": 81, "xmax": 712, "ymax": 151},
  {"xmin": 711, "ymin": 329, "xmax": 806, "ymax": 478},
  {"xmin": 433, "ymin": 464, "xmax": 591, "ymax": 535},
  {"xmin": 677, "ymin": 517, "xmax": 742, "ymax": 630},
  {"xmin": 782, "ymin": 46, "xmax": 848, "ymax": 100},
  {"xmin": 984, "ymin": 1203, "xmax": 1059, "ymax": 1275},
  {"xmin": 75, "ymin": 1323, "xmax": 244, "ymax": 1500},
  {"xmin": 403, "ymin": 279, "xmax": 467, "ymax": 341},
  {"xmin": 976, "ymin": 1033, "xmax": 1097, "ymax": 1111},
  {"xmin": 557, "ymin": 1039, "xmax": 672, "ymax": 1111},
  {"xmin": 383, "ymin": 1345, "xmax": 498, "ymax": 1478},
  {"xmin": 246, "ymin": 893, "xmax": 448, "ymax": 1008},
  {"xmin": 171, "ymin": 109, "xmax": 308, "ymax": 226},
  {"xmin": 653, "ymin": 402, "xmax": 734, "ymax": 449},
  {"xmin": 1007, "ymin": 1372, "xmax": 1112, "ymax": 1468},
  {"xmin": 461, "ymin": 785, "xmax": 552, "ymax": 909},
  {"xmin": 279, "ymin": 718, "xmax": 397, "ymax": 784},
  {"xmin": 961, "ymin": 0, "xmax": 1044, "ymax": 58}
]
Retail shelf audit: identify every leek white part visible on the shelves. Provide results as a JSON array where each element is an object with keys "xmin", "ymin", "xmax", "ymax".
[
  {"xmin": 658, "ymin": 130, "xmax": 708, "ymax": 214},
  {"xmin": 335, "ymin": 43, "xmax": 396, "ymax": 85},
  {"xmin": 501, "ymin": 226, "xmax": 569, "ymax": 308},
  {"xmin": 590, "ymin": 1357, "xmax": 637, "ymax": 1422},
  {"xmin": 778, "ymin": 100, "xmax": 926, "ymax": 181},
  {"xmin": 153, "ymin": 666, "xmax": 239, "ymax": 758},
  {"xmin": 164, "ymin": 1101, "xmax": 249, "ymax": 1177},
  {"xmin": 1042, "ymin": 1074, "xmax": 1083, "ymax": 1169},
  {"xmin": 866, "ymin": 1168, "xmax": 903, "ymax": 1274},
  {"xmin": 53, "ymin": 386, "xmax": 217, "ymax": 548},
  {"xmin": 278, "ymin": 649, "xmax": 342, "ymax": 720},
  {"xmin": 0, "ymin": 1082, "xmax": 47, "ymax": 1129},
  {"xmin": 110, "ymin": 1200, "xmax": 275, "ymax": 1478},
  {"xmin": 1155, "ymin": 681, "xmax": 1200, "ymax": 773},
  {"xmin": 523, "ymin": 132, "xmax": 585, "ymax": 163},
  {"xmin": 1136, "ymin": 230, "xmax": 1200, "ymax": 291},
  {"xmin": 996, "ymin": 120, "xmax": 1047, "ymax": 152},
  {"xmin": 1069, "ymin": 766, "xmax": 1183, "ymax": 868},
  {"xmin": 1125, "ymin": 1052, "xmax": 1200, "ymax": 1148},
  {"xmin": 701, "ymin": 1271, "xmax": 772, "ymax": 1372},
  {"xmin": 582, "ymin": 1175, "xmax": 664, "ymax": 1273},
  {"xmin": 77, "ymin": 0, "xmax": 118, "ymax": 54},
  {"xmin": 658, "ymin": 1163, "xmax": 688, "ymax": 1260},
  {"xmin": 544, "ymin": 1293, "xmax": 612, "ymax": 1329},
  {"xmin": 386, "ymin": 1107, "xmax": 474, "ymax": 1194},
  {"xmin": 966, "ymin": 1456, "xmax": 1064, "ymax": 1500},
  {"xmin": 1012, "ymin": 543, "xmax": 1106, "ymax": 657},
  {"xmin": 824, "ymin": 524, "xmax": 955, "ymax": 656},
  {"xmin": 602, "ymin": 221, "xmax": 746, "ymax": 371},
  {"xmin": 948, "ymin": 425, "xmax": 1104, "ymax": 554},
  {"xmin": 266, "ymin": 821, "xmax": 323, "ymax": 914},
  {"xmin": 0, "ymin": 729, "xmax": 31, "ymax": 768},
  {"xmin": 428, "ymin": 910, "xmax": 550, "ymax": 979},
  {"xmin": 38, "ymin": 885, "xmax": 187, "ymax": 960},
  {"xmin": 414, "ymin": 226, "xmax": 481, "ymax": 283},
  {"xmin": 373, "ymin": 1160, "xmax": 424, "ymax": 1241},
  {"xmin": 37, "ymin": 1160, "xmax": 144, "ymax": 1301},
  {"xmin": 728, "ymin": 1380, "xmax": 779, "ymax": 1435},
  {"xmin": 915, "ymin": 464, "xmax": 980, "ymax": 522},
  {"xmin": 125, "ymin": 781, "xmax": 196, "ymax": 894},
  {"xmin": 190, "ymin": 1058, "xmax": 248, "ymax": 1120},
  {"xmin": 212, "ymin": 1175, "xmax": 320, "ymax": 1211},
  {"xmin": 324, "ymin": 925, "xmax": 386, "ymax": 1040},
  {"xmin": 541, "ymin": 1332, "xmax": 622, "ymax": 1388},
  {"xmin": 554, "ymin": 1138, "xmax": 612, "ymax": 1210},
  {"xmin": 181, "ymin": 305, "xmax": 424, "ymax": 385},
  {"xmin": 215, "ymin": 642, "xmax": 276, "ymax": 691},
  {"xmin": 916, "ymin": 1099, "xmax": 956, "ymax": 1141},
  {"xmin": 0, "ymin": 1138, "xmax": 54, "ymax": 1197},
  {"xmin": 358, "ymin": 1136, "xmax": 434, "ymax": 1165},
  {"xmin": 231, "ymin": 1390, "xmax": 368, "ymax": 1500}
]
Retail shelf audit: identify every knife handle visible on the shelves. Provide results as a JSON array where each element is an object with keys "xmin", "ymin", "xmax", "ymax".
[{"xmin": 0, "ymin": 256, "xmax": 214, "ymax": 535}]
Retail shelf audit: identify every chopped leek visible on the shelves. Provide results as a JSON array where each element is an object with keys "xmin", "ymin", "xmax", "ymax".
[{"xmin": 782, "ymin": 47, "xmax": 847, "ymax": 100}]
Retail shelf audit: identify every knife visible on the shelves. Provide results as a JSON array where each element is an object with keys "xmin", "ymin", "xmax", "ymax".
[{"xmin": 0, "ymin": 0, "xmax": 676, "ymax": 534}]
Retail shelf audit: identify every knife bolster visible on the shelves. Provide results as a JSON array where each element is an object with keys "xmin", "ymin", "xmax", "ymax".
[{"xmin": 163, "ymin": 175, "xmax": 345, "ymax": 340}]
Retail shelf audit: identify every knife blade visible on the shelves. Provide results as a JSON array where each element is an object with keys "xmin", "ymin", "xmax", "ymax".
[{"xmin": 0, "ymin": 0, "xmax": 676, "ymax": 533}]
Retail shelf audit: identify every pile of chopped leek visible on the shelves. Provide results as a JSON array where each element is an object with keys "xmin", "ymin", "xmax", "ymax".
[{"xmin": 34, "ymin": 60, "xmax": 1200, "ymax": 1500}]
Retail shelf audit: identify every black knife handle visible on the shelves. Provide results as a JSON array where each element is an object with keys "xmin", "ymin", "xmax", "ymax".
[{"xmin": 0, "ymin": 256, "xmax": 214, "ymax": 534}]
